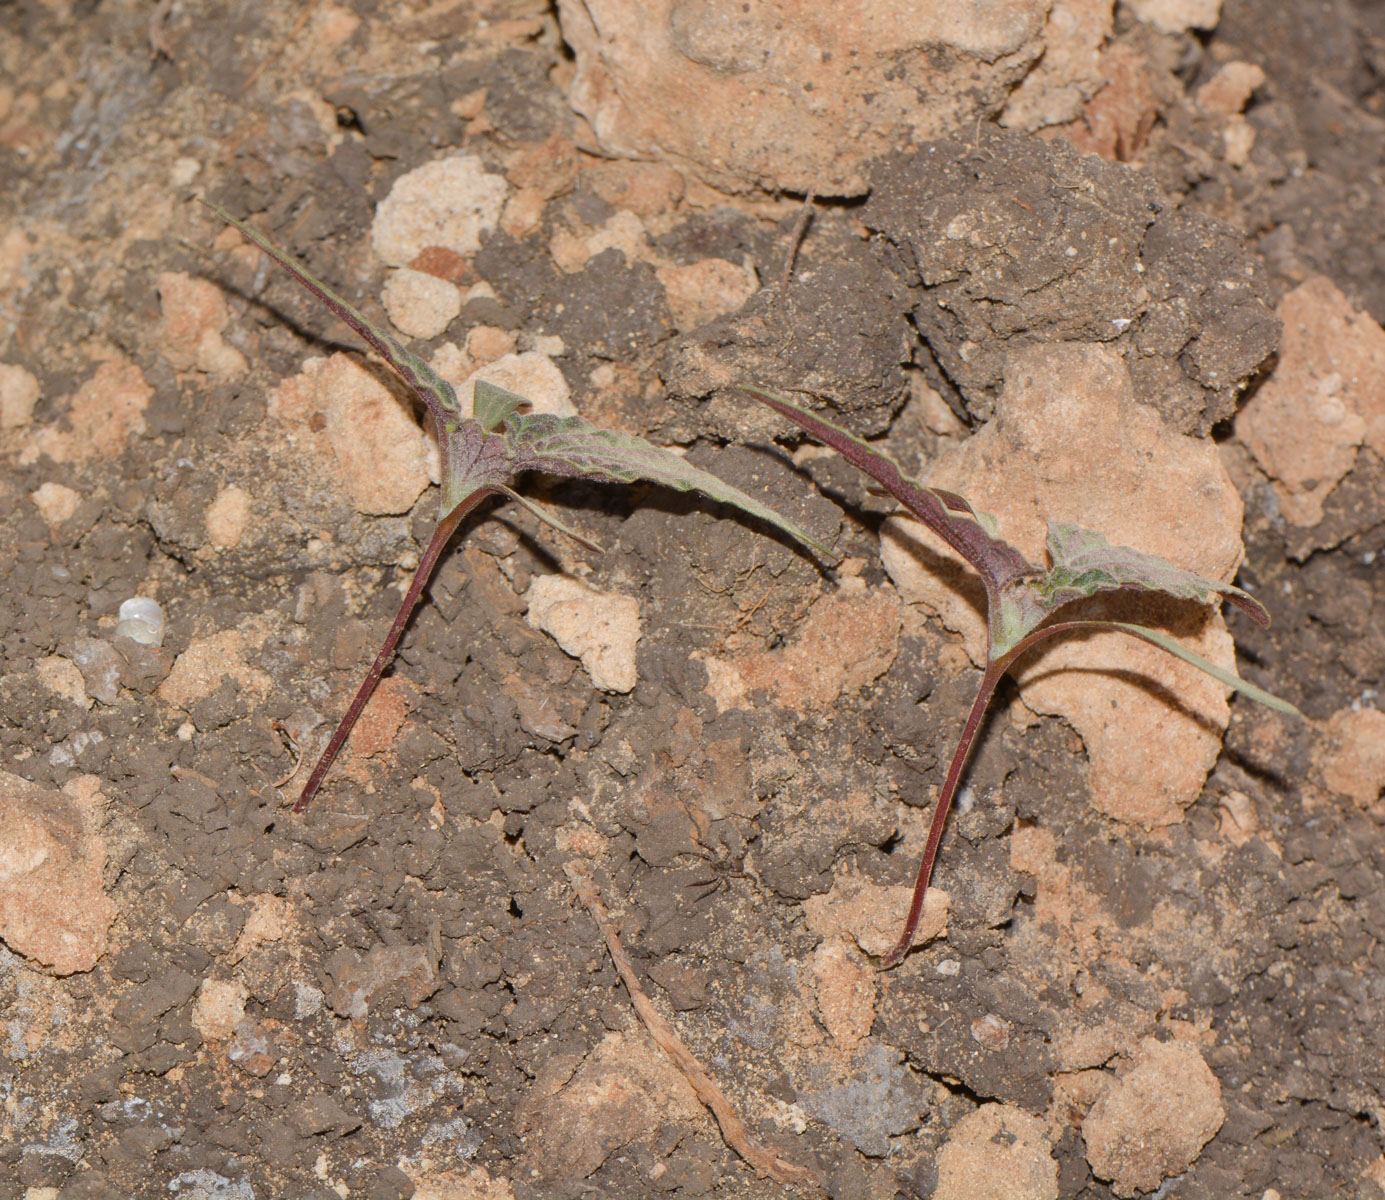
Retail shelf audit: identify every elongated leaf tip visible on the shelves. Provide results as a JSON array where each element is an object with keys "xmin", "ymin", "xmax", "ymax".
[{"xmin": 1106, "ymin": 620, "xmax": 1300, "ymax": 716}]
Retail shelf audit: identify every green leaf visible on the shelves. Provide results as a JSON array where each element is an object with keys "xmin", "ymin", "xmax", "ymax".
[
  {"xmin": 1067, "ymin": 620, "xmax": 1301, "ymax": 716},
  {"xmin": 201, "ymin": 199, "xmax": 461, "ymax": 421},
  {"xmin": 505, "ymin": 411, "xmax": 839, "ymax": 561},
  {"xmin": 1039, "ymin": 522, "xmax": 1270, "ymax": 625},
  {"xmin": 474, "ymin": 380, "xmax": 527, "ymax": 433}
]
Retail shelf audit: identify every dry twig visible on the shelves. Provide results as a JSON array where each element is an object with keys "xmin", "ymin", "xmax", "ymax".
[{"xmin": 564, "ymin": 861, "xmax": 823, "ymax": 1190}]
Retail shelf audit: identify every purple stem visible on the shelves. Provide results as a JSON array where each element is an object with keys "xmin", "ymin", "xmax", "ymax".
[
  {"xmin": 294, "ymin": 488, "xmax": 495, "ymax": 813},
  {"xmin": 882, "ymin": 659, "xmax": 1006, "ymax": 968},
  {"xmin": 881, "ymin": 620, "xmax": 1095, "ymax": 968}
]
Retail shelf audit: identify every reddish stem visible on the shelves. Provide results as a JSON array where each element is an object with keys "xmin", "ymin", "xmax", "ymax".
[
  {"xmin": 294, "ymin": 488, "xmax": 495, "ymax": 813},
  {"xmin": 881, "ymin": 620, "xmax": 1109, "ymax": 967},
  {"xmin": 882, "ymin": 659, "xmax": 1007, "ymax": 968}
]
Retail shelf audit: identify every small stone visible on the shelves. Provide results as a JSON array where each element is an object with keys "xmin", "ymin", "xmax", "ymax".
[
  {"xmin": 811, "ymin": 938, "xmax": 876, "ymax": 1052},
  {"xmin": 971, "ymin": 1013, "xmax": 1012, "ymax": 1052},
  {"xmin": 550, "ymin": 210, "xmax": 651, "ymax": 274},
  {"xmin": 37, "ymin": 655, "xmax": 90, "ymax": 709},
  {"xmin": 526, "ymin": 575, "xmax": 641, "ymax": 693},
  {"xmin": 1082, "ymin": 1037, "xmax": 1224, "ymax": 1197},
  {"xmin": 205, "ymin": 484, "xmax": 251, "ymax": 550},
  {"xmin": 802, "ymin": 870, "xmax": 948, "ymax": 959},
  {"xmin": 1235, "ymin": 276, "xmax": 1385, "ymax": 526},
  {"xmin": 1125, "ymin": 0, "xmax": 1222, "ymax": 33},
  {"xmin": 192, "ymin": 978, "xmax": 248, "ymax": 1043},
  {"xmin": 156, "ymin": 271, "xmax": 248, "ymax": 381},
  {"xmin": 268, "ymin": 354, "xmax": 432, "ymax": 516},
  {"xmin": 935, "ymin": 1103, "xmax": 1059, "ymax": 1200},
  {"xmin": 500, "ymin": 186, "xmax": 547, "ymax": 238},
  {"xmin": 157, "ymin": 630, "xmax": 272, "ymax": 711},
  {"xmin": 32, "ymin": 353, "xmax": 152, "ymax": 464},
  {"xmin": 380, "ymin": 267, "xmax": 462, "ymax": 340},
  {"xmin": 29, "ymin": 481, "xmax": 81, "ymax": 527},
  {"xmin": 657, "ymin": 258, "xmax": 759, "ymax": 332},
  {"xmin": 1196, "ymin": 61, "xmax": 1266, "ymax": 117},
  {"xmin": 229, "ymin": 893, "xmax": 295, "ymax": 964},
  {"xmin": 0, "ymin": 361, "xmax": 40, "ymax": 428},
  {"xmin": 227, "ymin": 1018, "xmax": 277, "ymax": 1077},
  {"xmin": 371, "ymin": 155, "xmax": 509, "ymax": 267},
  {"xmin": 1318, "ymin": 707, "xmax": 1385, "ymax": 815},
  {"xmin": 326, "ymin": 944, "xmax": 437, "ymax": 1018},
  {"xmin": 465, "ymin": 325, "xmax": 518, "ymax": 366},
  {"xmin": 0, "ymin": 772, "xmax": 116, "ymax": 974}
]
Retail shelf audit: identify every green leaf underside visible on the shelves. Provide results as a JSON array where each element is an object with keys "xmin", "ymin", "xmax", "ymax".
[
  {"xmin": 474, "ymin": 380, "xmax": 526, "ymax": 433},
  {"xmin": 737, "ymin": 385, "xmax": 1030, "ymax": 590},
  {"xmin": 1039, "ymin": 522, "xmax": 1271, "ymax": 625},
  {"xmin": 1067, "ymin": 620, "xmax": 1301, "ymax": 716},
  {"xmin": 201, "ymin": 200, "xmax": 460, "ymax": 421},
  {"xmin": 506, "ymin": 411, "xmax": 839, "ymax": 560}
]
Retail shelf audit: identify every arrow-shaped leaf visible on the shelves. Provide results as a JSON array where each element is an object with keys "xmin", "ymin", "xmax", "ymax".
[
  {"xmin": 506, "ymin": 410, "xmax": 838, "ymax": 561},
  {"xmin": 1038, "ymin": 521, "xmax": 1270, "ymax": 625}
]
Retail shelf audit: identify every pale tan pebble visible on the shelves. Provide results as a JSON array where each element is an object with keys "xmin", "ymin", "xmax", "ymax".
[
  {"xmin": 204, "ymin": 484, "xmax": 251, "ymax": 550},
  {"xmin": 500, "ymin": 186, "xmax": 547, "ymax": 238},
  {"xmin": 1082, "ymin": 1037, "xmax": 1224, "ymax": 1196},
  {"xmin": 0, "ymin": 361, "xmax": 40, "ymax": 428},
  {"xmin": 29, "ymin": 481, "xmax": 81, "ymax": 527},
  {"xmin": 1317, "ymin": 707, "xmax": 1385, "ymax": 815},
  {"xmin": 1197, "ymin": 61, "xmax": 1266, "ymax": 116},
  {"xmin": 371, "ymin": 154, "xmax": 509, "ymax": 266},
  {"xmin": 0, "ymin": 771, "xmax": 116, "ymax": 974},
  {"xmin": 192, "ymin": 978, "xmax": 249, "ymax": 1043},
  {"xmin": 526, "ymin": 575, "xmax": 640, "ymax": 692},
  {"xmin": 1125, "ymin": 0, "xmax": 1222, "ymax": 33},
  {"xmin": 31, "ymin": 353, "xmax": 151, "ymax": 464},
  {"xmin": 1236, "ymin": 276, "xmax": 1385, "ymax": 525},
  {"xmin": 936, "ymin": 1103, "xmax": 1059, "ymax": 1200},
  {"xmin": 157, "ymin": 630, "xmax": 273, "ymax": 710},
  {"xmin": 810, "ymin": 938, "xmax": 876, "ymax": 1053},
  {"xmin": 268, "ymin": 354, "xmax": 432, "ymax": 515},
  {"xmin": 466, "ymin": 325, "xmax": 518, "ymax": 366},
  {"xmin": 657, "ymin": 258, "xmax": 759, "ymax": 332},
  {"xmin": 802, "ymin": 869, "xmax": 948, "ymax": 959},
  {"xmin": 156, "ymin": 270, "xmax": 248, "ymax": 381},
  {"xmin": 381, "ymin": 267, "xmax": 462, "ymax": 339},
  {"xmin": 36, "ymin": 656, "xmax": 91, "ymax": 710}
]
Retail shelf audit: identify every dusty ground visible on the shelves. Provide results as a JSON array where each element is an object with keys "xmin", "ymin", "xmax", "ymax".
[{"xmin": 1, "ymin": 1, "xmax": 1384, "ymax": 1198}]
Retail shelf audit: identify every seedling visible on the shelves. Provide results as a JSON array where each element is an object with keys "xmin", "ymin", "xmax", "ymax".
[
  {"xmin": 739, "ymin": 385, "xmax": 1298, "ymax": 969},
  {"xmin": 202, "ymin": 202, "xmax": 834, "ymax": 813}
]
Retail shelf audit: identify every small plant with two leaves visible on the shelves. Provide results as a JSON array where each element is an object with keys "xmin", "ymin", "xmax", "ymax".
[
  {"xmin": 739, "ymin": 384, "xmax": 1299, "ymax": 969},
  {"xmin": 202, "ymin": 202, "xmax": 835, "ymax": 813}
]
